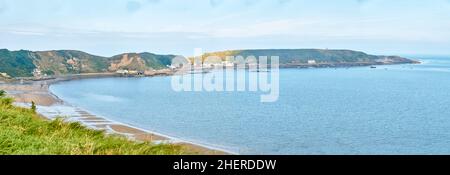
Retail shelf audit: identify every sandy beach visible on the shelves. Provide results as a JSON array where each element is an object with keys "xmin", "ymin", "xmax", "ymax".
[{"xmin": 0, "ymin": 74, "xmax": 230, "ymax": 155}]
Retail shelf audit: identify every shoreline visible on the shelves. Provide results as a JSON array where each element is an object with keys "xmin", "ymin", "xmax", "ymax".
[{"xmin": 1, "ymin": 73, "xmax": 234, "ymax": 155}]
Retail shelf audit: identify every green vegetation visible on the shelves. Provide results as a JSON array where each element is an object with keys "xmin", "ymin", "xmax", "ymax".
[
  {"xmin": 109, "ymin": 52, "xmax": 176, "ymax": 71},
  {"xmin": 31, "ymin": 101, "xmax": 36, "ymax": 113},
  {"xmin": 0, "ymin": 49, "xmax": 36, "ymax": 77},
  {"xmin": 41, "ymin": 70, "xmax": 55, "ymax": 76},
  {"xmin": 0, "ymin": 90, "xmax": 13, "ymax": 106},
  {"xmin": 201, "ymin": 49, "xmax": 413, "ymax": 64},
  {"xmin": 0, "ymin": 49, "xmax": 176, "ymax": 78},
  {"xmin": 0, "ymin": 90, "xmax": 185, "ymax": 155},
  {"xmin": 140, "ymin": 52, "xmax": 176, "ymax": 69},
  {"xmin": 0, "ymin": 48, "xmax": 414, "ymax": 78}
]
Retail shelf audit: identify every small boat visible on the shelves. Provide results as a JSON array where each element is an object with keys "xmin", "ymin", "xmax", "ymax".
[{"xmin": 370, "ymin": 66, "xmax": 377, "ymax": 69}]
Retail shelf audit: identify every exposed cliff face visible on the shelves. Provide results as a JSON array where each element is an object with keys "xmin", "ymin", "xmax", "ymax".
[
  {"xmin": 109, "ymin": 53, "xmax": 147, "ymax": 72},
  {"xmin": 108, "ymin": 52, "xmax": 175, "ymax": 71}
]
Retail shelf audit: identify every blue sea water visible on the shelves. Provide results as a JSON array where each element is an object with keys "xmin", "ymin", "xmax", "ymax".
[{"xmin": 50, "ymin": 56, "xmax": 450, "ymax": 155}]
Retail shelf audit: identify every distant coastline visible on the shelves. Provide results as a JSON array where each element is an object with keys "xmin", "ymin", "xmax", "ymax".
[{"xmin": 0, "ymin": 48, "xmax": 419, "ymax": 81}]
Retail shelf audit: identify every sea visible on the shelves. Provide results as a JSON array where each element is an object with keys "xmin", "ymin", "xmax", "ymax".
[{"xmin": 49, "ymin": 55, "xmax": 450, "ymax": 154}]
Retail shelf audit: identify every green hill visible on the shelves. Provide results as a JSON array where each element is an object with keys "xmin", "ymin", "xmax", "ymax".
[
  {"xmin": 109, "ymin": 52, "xmax": 176, "ymax": 71},
  {"xmin": 0, "ymin": 49, "xmax": 177, "ymax": 78},
  {"xmin": 33, "ymin": 50, "xmax": 110, "ymax": 76},
  {"xmin": 201, "ymin": 49, "xmax": 415, "ymax": 65},
  {"xmin": 0, "ymin": 49, "xmax": 37, "ymax": 77}
]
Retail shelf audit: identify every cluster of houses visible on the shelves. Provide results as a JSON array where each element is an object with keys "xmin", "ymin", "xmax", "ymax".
[
  {"xmin": 375, "ymin": 57, "xmax": 395, "ymax": 64},
  {"xmin": 115, "ymin": 68, "xmax": 173, "ymax": 76},
  {"xmin": 190, "ymin": 60, "xmax": 257, "ymax": 68},
  {"xmin": 113, "ymin": 59, "xmax": 321, "ymax": 76},
  {"xmin": 307, "ymin": 60, "xmax": 317, "ymax": 64},
  {"xmin": 115, "ymin": 69, "xmax": 143, "ymax": 75},
  {"xmin": 32, "ymin": 68, "xmax": 55, "ymax": 80},
  {"xmin": 33, "ymin": 69, "xmax": 42, "ymax": 78}
]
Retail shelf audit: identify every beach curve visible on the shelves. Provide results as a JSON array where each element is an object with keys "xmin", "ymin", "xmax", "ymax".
[{"xmin": 1, "ymin": 74, "xmax": 235, "ymax": 155}]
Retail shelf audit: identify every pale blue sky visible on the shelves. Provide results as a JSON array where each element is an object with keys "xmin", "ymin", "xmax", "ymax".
[{"xmin": 0, "ymin": 0, "xmax": 449, "ymax": 56}]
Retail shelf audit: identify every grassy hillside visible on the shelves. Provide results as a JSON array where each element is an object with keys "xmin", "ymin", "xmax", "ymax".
[
  {"xmin": 30, "ymin": 50, "xmax": 110, "ymax": 76},
  {"xmin": 0, "ymin": 90, "xmax": 184, "ymax": 155},
  {"xmin": 109, "ymin": 52, "xmax": 176, "ymax": 71},
  {"xmin": 140, "ymin": 52, "xmax": 176, "ymax": 69},
  {"xmin": 0, "ymin": 49, "xmax": 176, "ymax": 78},
  {"xmin": 0, "ymin": 49, "xmax": 36, "ymax": 77},
  {"xmin": 202, "ymin": 49, "xmax": 414, "ymax": 64}
]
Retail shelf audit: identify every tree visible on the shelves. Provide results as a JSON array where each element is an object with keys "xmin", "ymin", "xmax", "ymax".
[
  {"xmin": 31, "ymin": 101, "xmax": 37, "ymax": 113},
  {"xmin": 0, "ymin": 90, "xmax": 5, "ymax": 97}
]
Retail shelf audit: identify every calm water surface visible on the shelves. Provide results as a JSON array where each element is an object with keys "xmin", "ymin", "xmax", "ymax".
[{"xmin": 50, "ymin": 56, "xmax": 450, "ymax": 154}]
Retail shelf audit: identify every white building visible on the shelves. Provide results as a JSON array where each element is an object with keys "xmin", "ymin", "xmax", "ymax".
[
  {"xmin": 307, "ymin": 60, "xmax": 317, "ymax": 64},
  {"xmin": 33, "ymin": 69, "xmax": 42, "ymax": 78},
  {"xmin": 116, "ymin": 70, "xmax": 129, "ymax": 74}
]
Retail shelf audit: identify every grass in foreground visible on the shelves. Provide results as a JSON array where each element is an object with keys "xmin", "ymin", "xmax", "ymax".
[{"xmin": 0, "ymin": 90, "xmax": 185, "ymax": 155}]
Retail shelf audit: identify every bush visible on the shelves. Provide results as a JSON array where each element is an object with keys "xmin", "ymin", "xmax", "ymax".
[
  {"xmin": 0, "ymin": 90, "xmax": 13, "ymax": 106},
  {"xmin": 0, "ymin": 97, "xmax": 13, "ymax": 106},
  {"xmin": 31, "ymin": 101, "xmax": 36, "ymax": 113},
  {"xmin": 0, "ymin": 90, "xmax": 5, "ymax": 97}
]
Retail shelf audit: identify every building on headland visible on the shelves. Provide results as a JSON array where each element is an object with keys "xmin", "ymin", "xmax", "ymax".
[
  {"xmin": 375, "ymin": 57, "xmax": 394, "ymax": 64},
  {"xmin": 116, "ymin": 69, "xmax": 129, "ymax": 75},
  {"xmin": 307, "ymin": 60, "xmax": 317, "ymax": 65},
  {"xmin": 167, "ymin": 65, "xmax": 178, "ymax": 69},
  {"xmin": 128, "ymin": 70, "xmax": 139, "ymax": 75},
  {"xmin": 33, "ymin": 68, "xmax": 42, "ymax": 78},
  {"xmin": 116, "ymin": 69, "xmax": 145, "ymax": 76}
]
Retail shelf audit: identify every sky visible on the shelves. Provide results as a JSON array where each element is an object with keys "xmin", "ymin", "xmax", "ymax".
[{"xmin": 0, "ymin": 0, "xmax": 450, "ymax": 56}]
